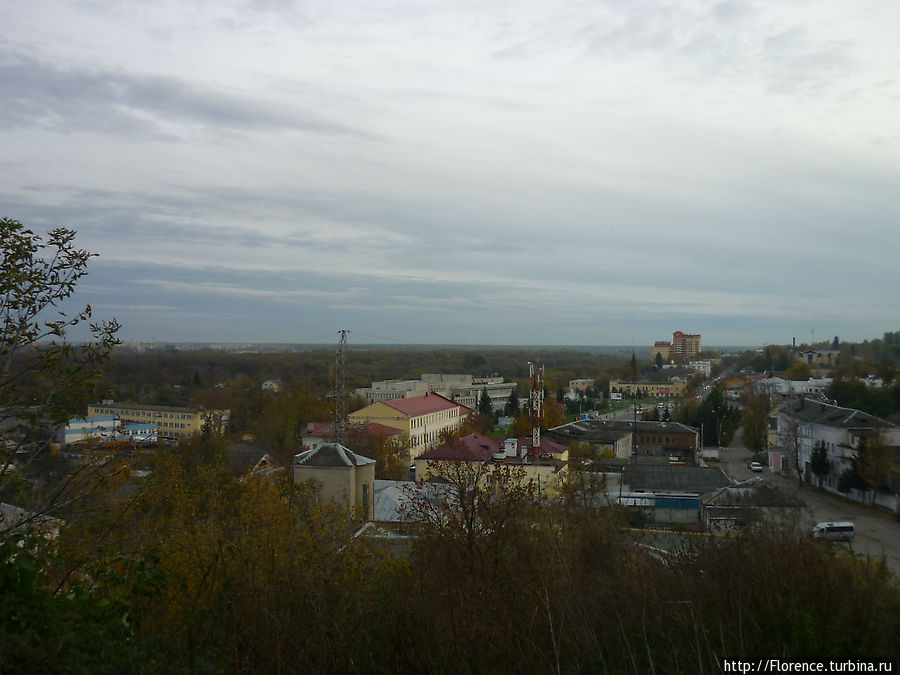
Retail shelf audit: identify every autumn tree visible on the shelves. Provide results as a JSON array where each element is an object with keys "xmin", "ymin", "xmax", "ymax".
[
  {"xmin": 542, "ymin": 396, "xmax": 565, "ymax": 429},
  {"xmin": 741, "ymin": 392, "xmax": 770, "ymax": 456},
  {"xmin": 784, "ymin": 362, "xmax": 812, "ymax": 381},
  {"xmin": 1, "ymin": 219, "xmax": 120, "ymax": 504},
  {"xmin": 778, "ymin": 414, "xmax": 802, "ymax": 483},
  {"xmin": 855, "ymin": 430, "xmax": 894, "ymax": 492},
  {"xmin": 345, "ymin": 427, "xmax": 410, "ymax": 479},
  {"xmin": 508, "ymin": 413, "xmax": 532, "ymax": 437}
]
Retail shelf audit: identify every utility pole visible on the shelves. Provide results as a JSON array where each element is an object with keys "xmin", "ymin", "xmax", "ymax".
[{"xmin": 333, "ymin": 329, "xmax": 349, "ymax": 446}]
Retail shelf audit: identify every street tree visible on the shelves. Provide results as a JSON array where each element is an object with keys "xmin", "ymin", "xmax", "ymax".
[
  {"xmin": 741, "ymin": 393, "xmax": 770, "ymax": 456},
  {"xmin": 783, "ymin": 362, "xmax": 812, "ymax": 381},
  {"xmin": 504, "ymin": 389, "xmax": 519, "ymax": 416},
  {"xmin": 477, "ymin": 386, "xmax": 493, "ymax": 418},
  {"xmin": 809, "ymin": 441, "xmax": 831, "ymax": 488},
  {"xmin": 1, "ymin": 219, "xmax": 120, "ymax": 500},
  {"xmin": 541, "ymin": 396, "xmax": 565, "ymax": 429},
  {"xmin": 856, "ymin": 430, "xmax": 894, "ymax": 492}
]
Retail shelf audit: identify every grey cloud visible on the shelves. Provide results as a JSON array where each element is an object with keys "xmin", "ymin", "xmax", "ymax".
[{"xmin": 0, "ymin": 49, "xmax": 373, "ymax": 139}]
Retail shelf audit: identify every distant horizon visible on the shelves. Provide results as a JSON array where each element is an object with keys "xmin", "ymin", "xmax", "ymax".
[{"xmin": 110, "ymin": 340, "xmax": 775, "ymax": 352}]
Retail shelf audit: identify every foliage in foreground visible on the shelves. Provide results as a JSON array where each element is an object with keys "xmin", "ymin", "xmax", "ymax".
[{"xmin": 3, "ymin": 445, "xmax": 899, "ymax": 674}]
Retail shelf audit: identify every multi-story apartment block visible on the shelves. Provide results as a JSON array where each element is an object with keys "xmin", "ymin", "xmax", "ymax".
[
  {"xmin": 348, "ymin": 392, "xmax": 473, "ymax": 457},
  {"xmin": 672, "ymin": 331, "xmax": 702, "ymax": 359},
  {"xmin": 356, "ymin": 374, "xmax": 514, "ymax": 412},
  {"xmin": 651, "ymin": 342, "xmax": 671, "ymax": 362},
  {"xmin": 86, "ymin": 402, "xmax": 229, "ymax": 444}
]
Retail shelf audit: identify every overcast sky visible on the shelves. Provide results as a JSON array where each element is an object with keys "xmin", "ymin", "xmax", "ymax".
[{"xmin": 3, "ymin": 1, "xmax": 898, "ymax": 347}]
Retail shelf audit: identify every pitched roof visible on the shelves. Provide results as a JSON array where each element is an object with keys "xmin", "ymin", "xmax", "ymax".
[
  {"xmin": 418, "ymin": 434, "xmax": 567, "ymax": 463},
  {"xmin": 301, "ymin": 421, "xmax": 404, "ymax": 439},
  {"xmin": 294, "ymin": 443, "xmax": 375, "ymax": 468},
  {"xmin": 382, "ymin": 392, "xmax": 470, "ymax": 417},
  {"xmin": 623, "ymin": 465, "xmax": 732, "ymax": 494},
  {"xmin": 783, "ymin": 398, "xmax": 897, "ymax": 430},
  {"xmin": 703, "ymin": 479, "xmax": 806, "ymax": 508},
  {"xmin": 420, "ymin": 434, "xmax": 498, "ymax": 461}
]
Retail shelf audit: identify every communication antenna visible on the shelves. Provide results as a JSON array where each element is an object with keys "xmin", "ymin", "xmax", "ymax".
[
  {"xmin": 333, "ymin": 329, "xmax": 350, "ymax": 445},
  {"xmin": 528, "ymin": 358, "xmax": 544, "ymax": 455}
]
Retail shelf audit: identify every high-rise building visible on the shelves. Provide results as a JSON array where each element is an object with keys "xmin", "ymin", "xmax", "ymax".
[{"xmin": 671, "ymin": 331, "xmax": 701, "ymax": 359}]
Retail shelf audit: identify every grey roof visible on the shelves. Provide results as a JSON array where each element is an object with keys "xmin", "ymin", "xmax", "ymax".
[
  {"xmin": 294, "ymin": 443, "xmax": 375, "ymax": 468},
  {"xmin": 545, "ymin": 424, "xmax": 631, "ymax": 444},
  {"xmin": 623, "ymin": 465, "xmax": 732, "ymax": 494},
  {"xmin": 703, "ymin": 480, "xmax": 806, "ymax": 508},
  {"xmin": 90, "ymin": 402, "xmax": 204, "ymax": 414},
  {"xmin": 548, "ymin": 419, "xmax": 698, "ymax": 440},
  {"xmin": 782, "ymin": 398, "xmax": 897, "ymax": 430}
]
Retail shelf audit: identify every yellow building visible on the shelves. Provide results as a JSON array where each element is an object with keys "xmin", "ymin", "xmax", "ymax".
[
  {"xmin": 651, "ymin": 342, "xmax": 671, "ymax": 363},
  {"xmin": 293, "ymin": 443, "xmax": 376, "ymax": 520},
  {"xmin": 414, "ymin": 434, "xmax": 569, "ymax": 497},
  {"xmin": 86, "ymin": 402, "xmax": 228, "ymax": 443},
  {"xmin": 349, "ymin": 392, "xmax": 472, "ymax": 458},
  {"xmin": 608, "ymin": 378, "xmax": 686, "ymax": 399}
]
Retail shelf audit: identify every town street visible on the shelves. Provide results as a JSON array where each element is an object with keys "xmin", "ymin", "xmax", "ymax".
[{"xmin": 717, "ymin": 436, "xmax": 900, "ymax": 575}]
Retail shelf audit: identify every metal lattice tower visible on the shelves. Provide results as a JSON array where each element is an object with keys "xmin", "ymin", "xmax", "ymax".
[
  {"xmin": 333, "ymin": 329, "xmax": 349, "ymax": 445},
  {"xmin": 528, "ymin": 358, "xmax": 544, "ymax": 453}
]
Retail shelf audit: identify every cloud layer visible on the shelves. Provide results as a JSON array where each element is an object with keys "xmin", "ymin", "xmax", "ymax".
[{"xmin": 2, "ymin": 1, "xmax": 899, "ymax": 346}]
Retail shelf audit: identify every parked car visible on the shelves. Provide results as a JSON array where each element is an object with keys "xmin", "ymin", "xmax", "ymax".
[{"xmin": 748, "ymin": 461, "xmax": 763, "ymax": 472}]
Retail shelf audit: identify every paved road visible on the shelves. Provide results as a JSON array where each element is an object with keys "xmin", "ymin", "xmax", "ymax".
[{"xmin": 716, "ymin": 439, "xmax": 900, "ymax": 575}]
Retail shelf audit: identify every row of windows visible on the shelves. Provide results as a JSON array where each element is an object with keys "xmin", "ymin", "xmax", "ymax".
[
  {"xmin": 639, "ymin": 435, "xmax": 687, "ymax": 445},
  {"xmin": 93, "ymin": 407, "xmax": 196, "ymax": 421},
  {"xmin": 410, "ymin": 409, "xmax": 457, "ymax": 428}
]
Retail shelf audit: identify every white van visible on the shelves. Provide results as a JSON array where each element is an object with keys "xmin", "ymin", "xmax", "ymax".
[{"xmin": 811, "ymin": 521, "xmax": 855, "ymax": 542}]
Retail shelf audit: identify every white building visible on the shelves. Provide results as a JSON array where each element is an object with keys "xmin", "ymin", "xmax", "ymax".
[
  {"xmin": 356, "ymin": 373, "xmax": 515, "ymax": 413},
  {"xmin": 754, "ymin": 377, "xmax": 832, "ymax": 396},
  {"xmin": 777, "ymin": 398, "xmax": 900, "ymax": 509}
]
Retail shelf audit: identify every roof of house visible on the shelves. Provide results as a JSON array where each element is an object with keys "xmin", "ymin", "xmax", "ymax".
[
  {"xmin": 382, "ymin": 392, "xmax": 473, "ymax": 417},
  {"xmin": 782, "ymin": 398, "xmax": 897, "ymax": 430},
  {"xmin": 623, "ymin": 465, "xmax": 732, "ymax": 494},
  {"xmin": 703, "ymin": 479, "xmax": 806, "ymax": 508},
  {"xmin": 301, "ymin": 421, "xmax": 404, "ymax": 439},
  {"xmin": 418, "ymin": 434, "xmax": 567, "ymax": 464},
  {"xmin": 547, "ymin": 419, "xmax": 697, "ymax": 441},
  {"xmin": 89, "ymin": 402, "xmax": 204, "ymax": 414},
  {"xmin": 544, "ymin": 425, "xmax": 631, "ymax": 444},
  {"xmin": 294, "ymin": 443, "xmax": 375, "ymax": 468}
]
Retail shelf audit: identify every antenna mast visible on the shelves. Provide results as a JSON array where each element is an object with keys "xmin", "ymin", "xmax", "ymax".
[
  {"xmin": 333, "ymin": 329, "xmax": 349, "ymax": 445},
  {"xmin": 528, "ymin": 358, "xmax": 544, "ymax": 453}
]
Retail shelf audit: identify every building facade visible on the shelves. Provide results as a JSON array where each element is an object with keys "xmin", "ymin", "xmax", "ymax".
[
  {"xmin": 349, "ymin": 392, "xmax": 472, "ymax": 457},
  {"xmin": 547, "ymin": 419, "xmax": 699, "ymax": 462},
  {"xmin": 651, "ymin": 342, "xmax": 671, "ymax": 363},
  {"xmin": 86, "ymin": 402, "xmax": 228, "ymax": 443},
  {"xmin": 294, "ymin": 443, "xmax": 376, "ymax": 520},
  {"xmin": 777, "ymin": 398, "xmax": 900, "ymax": 507},
  {"xmin": 355, "ymin": 374, "xmax": 514, "ymax": 413},
  {"xmin": 672, "ymin": 331, "xmax": 702, "ymax": 359},
  {"xmin": 609, "ymin": 378, "xmax": 686, "ymax": 399},
  {"xmin": 415, "ymin": 434, "xmax": 569, "ymax": 497}
]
